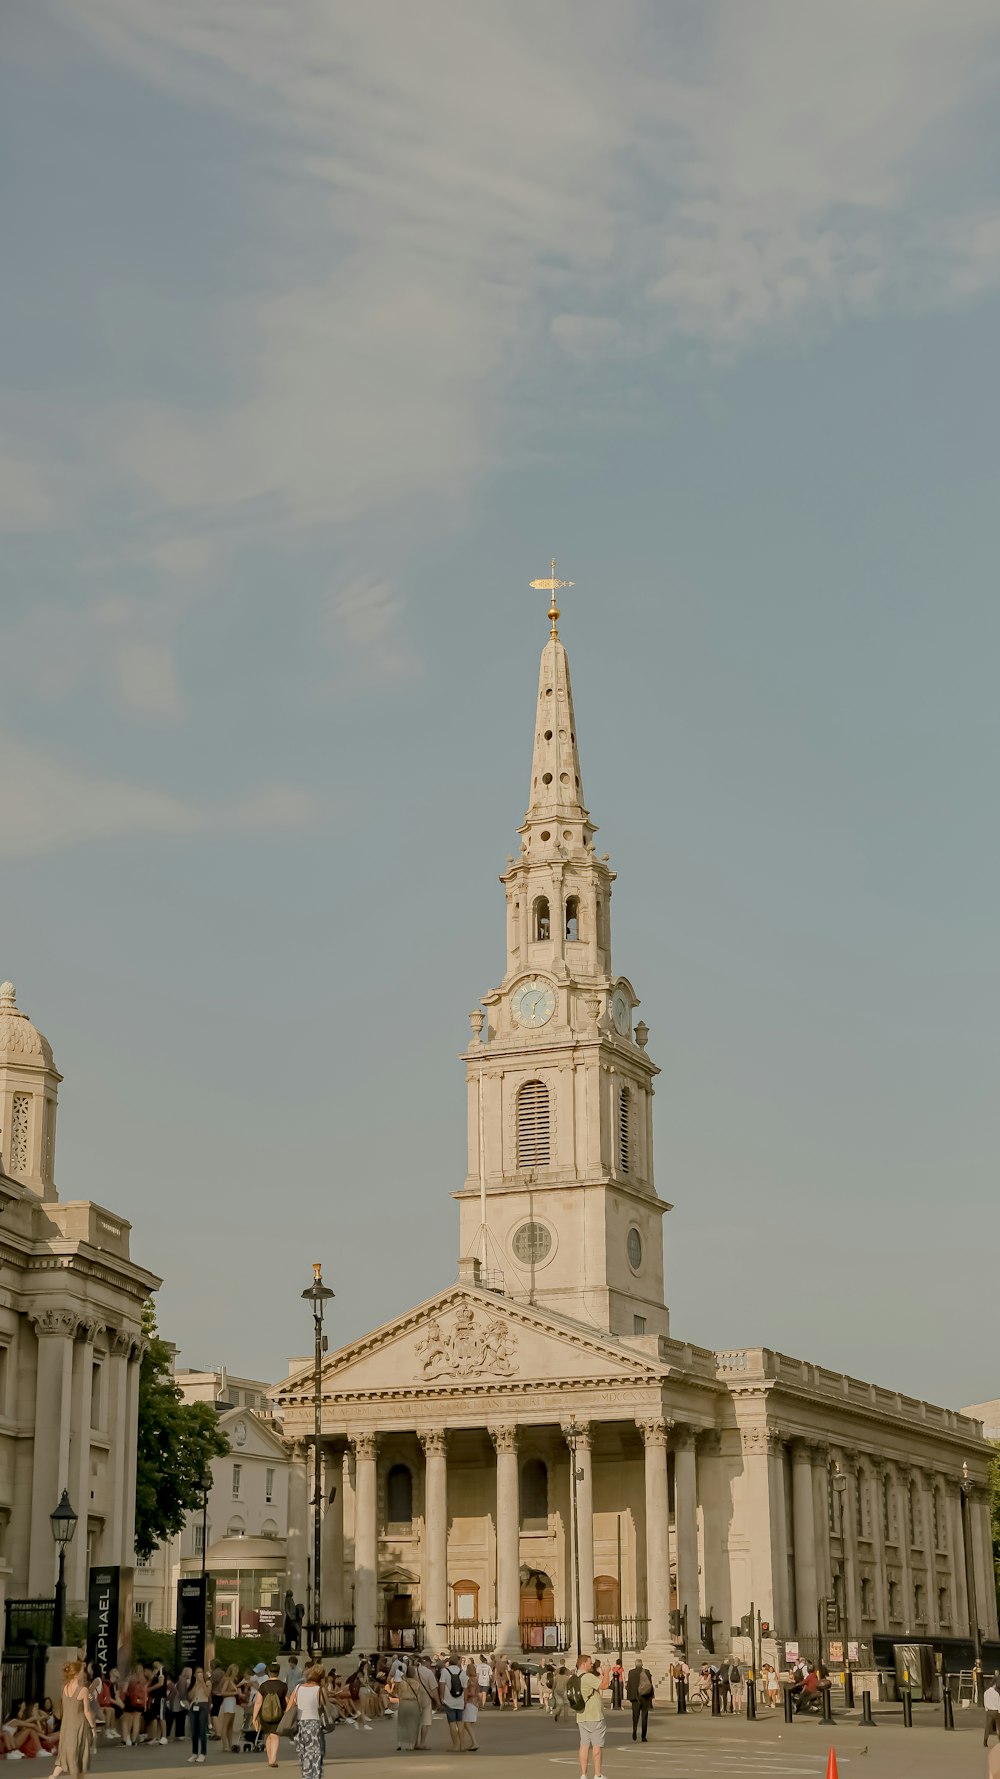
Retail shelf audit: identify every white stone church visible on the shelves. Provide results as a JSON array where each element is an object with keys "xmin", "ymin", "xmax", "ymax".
[{"xmin": 275, "ymin": 588, "xmax": 997, "ymax": 1671}]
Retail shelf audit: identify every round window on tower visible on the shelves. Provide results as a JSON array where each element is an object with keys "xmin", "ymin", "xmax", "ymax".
[
  {"xmin": 627, "ymin": 1227, "xmax": 643, "ymax": 1271},
  {"xmin": 512, "ymin": 1221, "xmax": 553, "ymax": 1265}
]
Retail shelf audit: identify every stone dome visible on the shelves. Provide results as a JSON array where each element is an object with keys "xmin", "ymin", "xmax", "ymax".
[{"xmin": 0, "ymin": 983, "xmax": 56, "ymax": 1068}]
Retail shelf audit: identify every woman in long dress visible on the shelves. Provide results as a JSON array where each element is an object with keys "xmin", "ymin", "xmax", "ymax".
[
  {"xmin": 58, "ymin": 1661, "xmax": 100, "ymax": 1779},
  {"xmin": 394, "ymin": 1660, "xmax": 421, "ymax": 1752}
]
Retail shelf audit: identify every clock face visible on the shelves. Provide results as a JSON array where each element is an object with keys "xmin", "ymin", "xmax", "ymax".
[
  {"xmin": 233, "ymin": 1420, "xmax": 247, "ymax": 1448},
  {"xmin": 513, "ymin": 978, "xmax": 557, "ymax": 1028},
  {"xmin": 611, "ymin": 989, "xmax": 630, "ymax": 1035}
]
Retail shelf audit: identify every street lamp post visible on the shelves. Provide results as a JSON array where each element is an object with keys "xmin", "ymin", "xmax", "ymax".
[
  {"xmin": 565, "ymin": 1421, "xmax": 584, "ymax": 1660},
  {"xmin": 831, "ymin": 1467, "xmax": 854, "ymax": 1709},
  {"xmin": 200, "ymin": 1476, "xmax": 211, "ymax": 1581},
  {"xmin": 50, "ymin": 1490, "xmax": 79, "ymax": 1646},
  {"xmin": 302, "ymin": 1262, "xmax": 335, "ymax": 1656},
  {"xmin": 959, "ymin": 1461, "xmax": 982, "ymax": 1663}
]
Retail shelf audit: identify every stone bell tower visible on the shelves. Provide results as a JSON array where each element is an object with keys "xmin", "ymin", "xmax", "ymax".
[
  {"xmin": 460, "ymin": 568, "xmax": 669, "ymax": 1337},
  {"xmin": 0, "ymin": 982, "xmax": 61, "ymax": 1201}
]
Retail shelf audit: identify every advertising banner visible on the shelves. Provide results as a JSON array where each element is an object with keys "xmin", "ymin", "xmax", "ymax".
[
  {"xmin": 176, "ymin": 1577, "xmax": 216, "ymax": 1672},
  {"xmin": 87, "ymin": 1567, "xmax": 134, "ymax": 1675}
]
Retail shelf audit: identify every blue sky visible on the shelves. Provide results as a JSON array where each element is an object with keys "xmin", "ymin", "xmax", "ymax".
[{"xmin": 2, "ymin": 2, "xmax": 998, "ymax": 1406}]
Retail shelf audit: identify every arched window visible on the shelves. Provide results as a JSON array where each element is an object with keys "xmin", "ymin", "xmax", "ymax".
[
  {"xmin": 520, "ymin": 1458, "xmax": 548, "ymax": 1531},
  {"xmin": 618, "ymin": 1086, "xmax": 631, "ymax": 1175},
  {"xmin": 386, "ymin": 1464, "xmax": 413, "ymax": 1529},
  {"xmin": 565, "ymin": 896, "xmax": 580, "ymax": 942},
  {"xmin": 533, "ymin": 896, "xmax": 550, "ymax": 941},
  {"xmin": 516, "ymin": 1080, "xmax": 550, "ymax": 1169},
  {"xmin": 595, "ymin": 1576, "xmax": 620, "ymax": 1621},
  {"xmin": 226, "ymin": 1516, "xmax": 245, "ymax": 1538},
  {"xmin": 261, "ymin": 1518, "xmax": 279, "ymax": 1539},
  {"xmin": 453, "ymin": 1579, "xmax": 479, "ymax": 1623}
]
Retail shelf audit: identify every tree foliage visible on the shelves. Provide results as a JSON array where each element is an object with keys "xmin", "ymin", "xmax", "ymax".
[{"xmin": 134, "ymin": 1301, "xmax": 230, "ymax": 1561}]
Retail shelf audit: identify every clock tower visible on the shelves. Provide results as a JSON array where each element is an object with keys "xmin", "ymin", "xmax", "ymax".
[{"xmin": 460, "ymin": 574, "xmax": 669, "ymax": 1338}]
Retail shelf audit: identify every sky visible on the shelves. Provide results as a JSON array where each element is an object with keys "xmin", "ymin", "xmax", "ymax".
[{"xmin": 2, "ymin": 1, "xmax": 998, "ymax": 1409}]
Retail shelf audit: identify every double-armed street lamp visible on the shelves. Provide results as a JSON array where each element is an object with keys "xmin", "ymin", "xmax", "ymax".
[
  {"xmin": 302, "ymin": 1262, "xmax": 335, "ymax": 1655},
  {"xmin": 51, "ymin": 1489, "xmax": 79, "ymax": 1645}
]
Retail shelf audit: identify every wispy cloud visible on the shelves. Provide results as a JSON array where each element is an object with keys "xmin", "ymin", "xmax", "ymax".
[
  {"xmin": 328, "ymin": 575, "xmax": 417, "ymax": 687},
  {"xmin": 0, "ymin": 732, "xmax": 317, "ymax": 859}
]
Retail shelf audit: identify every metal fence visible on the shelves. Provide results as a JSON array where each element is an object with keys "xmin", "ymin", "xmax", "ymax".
[
  {"xmin": 2, "ymin": 1649, "xmax": 47, "ymax": 1721},
  {"xmin": 443, "ymin": 1621, "xmax": 499, "ymax": 1654},
  {"xmin": 519, "ymin": 1619, "xmax": 571, "ymax": 1653},
  {"xmin": 374, "ymin": 1620, "xmax": 426, "ymax": 1653},
  {"xmin": 593, "ymin": 1616, "xmax": 649, "ymax": 1653},
  {"xmin": 4, "ymin": 1599, "xmax": 54, "ymax": 1651},
  {"xmin": 318, "ymin": 1622, "xmax": 355, "ymax": 1656}
]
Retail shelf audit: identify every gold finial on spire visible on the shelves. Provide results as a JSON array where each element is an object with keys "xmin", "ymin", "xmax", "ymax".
[{"xmin": 529, "ymin": 558, "xmax": 574, "ymax": 638}]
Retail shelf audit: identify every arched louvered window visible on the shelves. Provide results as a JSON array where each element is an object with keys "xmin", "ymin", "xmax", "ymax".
[
  {"xmin": 516, "ymin": 1079, "xmax": 550, "ymax": 1169},
  {"xmin": 533, "ymin": 896, "xmax": 551, "ymax": 941},
  {"xmin": 565, "ymin": 896, "xmax": 580, "ymax": 941},
  {"xmin": 619, "ymin": 1086, "xmax": 631, "ymax": 1175}
]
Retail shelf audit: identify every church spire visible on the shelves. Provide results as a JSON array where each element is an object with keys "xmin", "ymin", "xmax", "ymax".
[{"xmin": 521, "ymin": 561, "xmax": 593, "ymax": 860}]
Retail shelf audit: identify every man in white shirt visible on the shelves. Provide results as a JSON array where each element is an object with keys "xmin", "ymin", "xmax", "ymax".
[{"xmin": 983, "ymin": 1674, "xmax": 1000, "ymax": 1749}]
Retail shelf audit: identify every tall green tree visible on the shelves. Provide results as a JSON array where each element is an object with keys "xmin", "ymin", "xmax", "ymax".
[{"xmin": 134, "ymin": 1301, "xmax": 230, "ymax": 1561}]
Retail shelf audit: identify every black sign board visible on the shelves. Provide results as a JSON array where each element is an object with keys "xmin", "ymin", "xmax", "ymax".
[
  {"xmin": 87, "ymin": 1566, "xmax": 133, "ymax": 1675},
  {"xmin": 176, "ymin": 1576, "xmax": 215, "ymax": 1672}
]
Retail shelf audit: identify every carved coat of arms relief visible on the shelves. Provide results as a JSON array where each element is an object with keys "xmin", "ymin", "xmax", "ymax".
[{"xmin": 415, "ymin": 1303, "xmax": 518, "ymax": 1380}]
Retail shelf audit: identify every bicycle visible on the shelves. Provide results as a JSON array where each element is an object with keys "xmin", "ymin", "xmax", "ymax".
[{"xmin": 687, "ymin": 1682, "xmax": 712, "ymax": 1712}]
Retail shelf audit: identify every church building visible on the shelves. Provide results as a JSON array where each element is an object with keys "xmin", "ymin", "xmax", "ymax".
[{"xmin": 275, "ymin": 583, "xmax": 997, "ymax": 1671}]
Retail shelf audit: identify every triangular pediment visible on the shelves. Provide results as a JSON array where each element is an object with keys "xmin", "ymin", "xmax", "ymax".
[{"xmin": 274, "ymin": 1285, "xmax": 663, "ymax": 1406}]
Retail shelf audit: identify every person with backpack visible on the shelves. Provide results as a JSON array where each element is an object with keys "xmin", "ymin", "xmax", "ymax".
[
  {"xmin": 626, "ymin": 1660, "xmax": 654, "ymax": 1742},
  {"xmin": 568, "ymin": 1655, "xmax": 605, "ymax": 1779},
  {"xmin": 437, "ymin": 1653, "xmax": 467, "ymax": 1753},
  {"xmin": 253, "ymin": 1663, "xmax": 288, "ymax": 1768}
]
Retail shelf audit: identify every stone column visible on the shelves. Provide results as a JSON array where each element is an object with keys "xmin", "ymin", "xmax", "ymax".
[
  {"xmin": 966, "ymin": 1484, "xmax": 990, "ymax": 1644},
  {"xmin": 836, "ymin": 1450, "xmax": 861, "ymax": 1634},
  {"xmin": 562, "ymin": 1423, "xmax": 595, "ymax": 1652},
  {"xmin": 867, "ymin": 1460, "xmax": 888, "ymax": 1628},
  {"xmin": 352, "ymin": 1433, "xmax": 379, "ymax": 1651},
  {"xmin": 767, "ymin": 1431, "xmax": 791, "ymax": 1634},
  {"xmin": 698, "ymin": 1430, "xmax": 729, "ymax": 1648},
  {"xmin": 975, "ymin": 1494, "xmax": 1000, "ymax": 1640},
  {"xmin": 28, "ymin": 1308, "xmax": 78, "ymax": 1593},
  {"xmin": 107, "ymin": 1329, "xmax": 132, "ymax": 1563},
  {"xmin": 638, "ymin": 1419, "xmax": 671, "ymax": 1646},
  {"xmin": 420, "ymin": 1430, "xmax": 449, "ymax": 1648},
  {"xmin": 121, "ymin": 1341, "xmax": 142, "ymax": 1566},
  {"xmin": 894, "ymin": 1465, "xmax": 914, "ymax": 1630},
  {"xmin": 286, "ymin": 1441, "xmax": 309, "ymax": 1613},
  {"xmin": 916, "ymin": 1469, "xmax": 938, "ymax": 1633},
  {"xmin": 674, "ymin": 1425, "xmax": 700, "ymax": 1653},
  {"xmin": 321, "ymin": 1446, "xmax": 345, "ymax": 1624},
  {"xmin": 811, "ymin": 1446, "xmax": 832, "ymax": 1612},
  {"xmin": 70, "ymin": 1321, "xmax": 98, "ymax": 1605},
  {"xmin": 791, "ymin": 1440, "xmax": 819, "ymax": 1639},
  {"xmin": 948, "ymin": 1484, "xmax": 968, "ymax": 1632},
  {"xmin": 490, "ymin": 1426, "xmax": 520, "ymax": 1651}
]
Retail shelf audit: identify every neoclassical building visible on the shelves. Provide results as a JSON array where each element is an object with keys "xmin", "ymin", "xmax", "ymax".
[
  {"xmin": 0, "ymin": 981, "xmax": 159, "ymax": 1633},
  {"xmin": 276, "ymin": 591, "xmax": 997, "ymax": 1670}
]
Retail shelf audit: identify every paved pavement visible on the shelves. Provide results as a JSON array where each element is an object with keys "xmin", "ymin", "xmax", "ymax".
[{"xmin": 81, "ymin": 1702, "xmax": 997, "ymax": 1779}]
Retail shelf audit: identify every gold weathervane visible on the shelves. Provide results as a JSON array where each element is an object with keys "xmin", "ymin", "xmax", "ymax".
[{"xmin": 529, "ymin": 558, "xmax": 575, "ymax": 638}]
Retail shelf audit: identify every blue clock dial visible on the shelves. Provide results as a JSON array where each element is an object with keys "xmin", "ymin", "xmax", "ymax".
[{"xmin": 513, "ymin": 978, "xmax": 556, "ymax": 1028}]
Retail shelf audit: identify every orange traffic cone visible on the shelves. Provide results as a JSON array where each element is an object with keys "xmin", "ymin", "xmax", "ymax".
[{"xmin": 825, "ymin": 1749, "xmax": 838, "ymax": 1779}]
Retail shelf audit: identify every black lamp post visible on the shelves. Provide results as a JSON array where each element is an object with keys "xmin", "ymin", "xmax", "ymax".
[
  {"xmin": 199, "ymin": 1475, "xmax": 212, "ymax": 1581},
  {"xmin": 565, "ymin": 1420, "xmax": 584, "ymax": 1660},
  {"xmin": 302, "ymin": 1262, "xmax": 334, "ymax": 1655},
  {"xmin": 51, "ymin": 1489, "xmax": 79, "ymax": 1645},
  {"xmin": 959, "ymin": 1460, "xmax": 982, "ymax": 1662}
]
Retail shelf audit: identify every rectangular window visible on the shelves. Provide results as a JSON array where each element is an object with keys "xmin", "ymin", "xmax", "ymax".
[
  {"xmin": 232, "ymin": 1464, "xmax": 242, "ymax": 1500},
  {"xmin": 134, "ymin": 1600, "xmax": 150, "ymax": 1625},
  {"xmin": 91, "ymin": 1362, "xmax": 102, "ymax": 1430},
  {"xmin": 0, "ymin": 1346, "xmax": 8, "ymax": 1418},
  {"xmin": 633, "ymin": 1315, "xmax": 646, "ymax": 1335},
  {"xmin": 194, "ymin": 1523, "xmax": 205, "ymax": 1555},
  {"xmin": 265, "ymin": 1468, "xmax": 274, "ymax": 1504}
]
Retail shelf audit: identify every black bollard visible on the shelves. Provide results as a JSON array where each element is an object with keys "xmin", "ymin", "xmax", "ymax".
[
  {"xmin": 783, "ymin": 1686, "xmax": 794, "ymax": 1724},
  {"xmin": 821, "ymin": 1685, "xmax": 833, "ymax": 1724},
  {"xmin": 746, "ymin": 1679, "xmax": 756, "ymax": 1720},
  {"xmin": 525, "ymin": 1672, "xmax": 532, "ymax": 1709},
  {"xmin": 677, "ymin": 1677, "xmax": 687, "ymax": 1715},
  {"xmin": 711, "ymin": 1674, "xmax": 721, "ymax": 1716},
  {"xmin": 942, "ymin": 1687, "xmax": 954, "ymax": 1731},
  {"xmin": 844, "ymin": 1671, "xmax": 854, "ymax": 1710},
  {"xmin": 901, "ymin": 1688, "xmax": 912, "ymax": 1728},
  {"xmin": 861, "ymin": 1690, "xmax": 874, "ymax": 1725}
]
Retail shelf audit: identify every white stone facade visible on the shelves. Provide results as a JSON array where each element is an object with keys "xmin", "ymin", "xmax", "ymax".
[
  {"xmin": 275, "ymin": 612, "xmax": 998, "ymax": 1668},
  {"xmin": 0, "ymin": 982, "xmax": 159, "ymax": 1635}
]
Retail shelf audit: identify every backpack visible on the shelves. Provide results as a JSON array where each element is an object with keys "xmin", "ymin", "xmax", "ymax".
[
  {"xmin": 638, "ymin": 1670, "xmax": 653, "ymax": 1699},
  {"xmin": 260, "ymin": 1689, "xmax": 284, "ymax": 1727},
  {"xmin": 565, "ymin": 1673, "xmax": 587, "ymax": 1713},
  {"xmin": 447, "ymin": 1668, "xmax": 464, "ymax": 1702}
]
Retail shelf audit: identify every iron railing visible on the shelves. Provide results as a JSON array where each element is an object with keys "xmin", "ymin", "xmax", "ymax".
[
  {"xmin": 374, "ymin": 1620, "xmax": 425, "ymax": 1653},
  {"xmin": 4, "ymin": 1600, "xmax": 55, "ymax": 1651},
  {"xmin": 442, "ymin": 1621, "xmax": 499, "ymax": 1654},
  {"xmin": 2, "ymin": 1650, "xmax": 47, "ymax": 1720},
  {"xmin": 318, "ymin": 1622, "xmax": 355, "ymax": 1657},
  {"xmin": 519, "ymin": 1618, "xmax": 570, "ymax": 1653},
  {"xmin": 593, "ymin": 1616, "xmax": 649, "ymax": 1652}
]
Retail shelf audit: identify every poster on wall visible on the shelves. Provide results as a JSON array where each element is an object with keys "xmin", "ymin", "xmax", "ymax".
[
  {"xmin": 847, "ymin": 1642, "xmax": 859, "ymax": 1664},
  {"xmin": 828, "ymin": 1640, "xmax": 844, "ymax": 1663},
  {"xmin": 784, "ymin": 1642, "xmax": 799, "ymax": 1664}
]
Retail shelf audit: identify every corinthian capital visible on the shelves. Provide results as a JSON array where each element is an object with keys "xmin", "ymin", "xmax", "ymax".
[
  {"xmin": 419, "ymin": 1428, "xmax": 448, "ymax": 1458},
  {"xmin": 30, "ymin": 1307, "xmax": 79, "ymax": 1341},
  {"xmin": 637, "ymin": 1417, "xmax": 671, "ymax": 1449},
  {"xmin": 351, "ymin": 1432, "xmax": 378, "ymax": 1462},
  {"xmin": 489, "ymin": 1424, "xmax": 519, "ymax": 1455}
]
